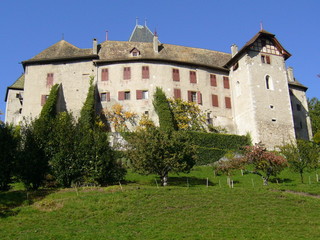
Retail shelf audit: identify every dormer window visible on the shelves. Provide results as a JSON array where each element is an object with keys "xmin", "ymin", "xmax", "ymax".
[{"xmin": 130, "ymin": 48, "xmax": 140, "ymax": 57}]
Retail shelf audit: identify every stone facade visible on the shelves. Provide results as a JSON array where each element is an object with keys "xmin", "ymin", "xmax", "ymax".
[{"xmin": 5, "ymin": 25, "xmax": 312, "ymax": 148}]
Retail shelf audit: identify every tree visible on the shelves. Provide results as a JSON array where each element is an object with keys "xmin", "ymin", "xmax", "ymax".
[
  {"xmin": 242, "ymin": 143, "xmax": 287, "ymax": 185},
  {"xmin": 125, "ymin": 127, "xmax": 196, "ymax": 186},
  {"xmin": 168, "ymin": 98, "xmax": 207, "ymax": 131},
  {"xmin": 76, "ymin": 77, "xmax": 126, "ymax": 185},
  {"xmin": 308, "ymin": 97, "xmax": 320, "ymax": 135},
  {"xmin": 104, "ymin": 104, "xmax": 137, "ymax": 132},
  {"xmin": 153, "ymin": 87, "xmax": 177, "ymax": 132},
  {"xmin": 279, "ymin": 140, "xmax": 319, "ymax": 183},
  {"xmin": 17, "ymin": 123, "xmax": 48, "ymax": 190},
  {"xmin": 16, "ymin": 84, "xmax": 60, "ymax": 190},
  {"xmin": 0, "ymin": 124, "xmax": 18, "ymax": 191},
  {"xmin": 49, "ymin": 112, "xmax": 80, "ymax": 187}
]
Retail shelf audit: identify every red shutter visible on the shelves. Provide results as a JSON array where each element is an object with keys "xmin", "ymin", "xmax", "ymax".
[
  {"xmin": 102, "ymin": 68, "xmax": 108, "ymax": 81},
  {"xmin": 212, "ymin": 94, "xmax": 219, "ymax": 107},
  {"xmin": 46, "ymin": 73, "xmax": 53, "ymax": 87},
  {"xmin": 187, "ymin": 91, "xmax": 192, "ymax": 102},
  {"xmin": 190, "ymin": 71, "xmax": 197, "ymax": 83},
  {"xmin": 118, "ymin": 91, "xmax": 125, "ymax": 100},
  {"xmin": 223, "ymin": 76, "xmax": 230, "ymax": 89},
  {"xmin": 124, "ymin": 67, "xmax": 131, "ymax": 80},
  {"xmin": 225, "ymin": 97, "xmax": 231, "ymax": 109},
  {"xmin": 173, "ymin": 69, "xmax": 180, "ymax": 81},
  {"xmin": 41, "ymin": 95, "xmax": 47, "ymax": 106},
  {"xmin": 106, "ymin": 92, "xmax": 110, "ymax": 102},
  {"xmin": 197, "ymin": 91, "xmax": 202, "ymax": 104},
  {"xmin": 266, "ymin": 55, "xmax": 271, "ymax": 64},
  {"xmin": 142, "ymin": 66, "xmax": 149, "ymax": 79},
  {"xmin": 174, "ymin": 88, "xmax": 181, "ymax": 99},
  {"xmin": 136, "ymin": 90, "xmax": 143, "ymax": 100},
  {"xmin": 210, "ymin": 74, "xmax": 217, "ymax": 86}
]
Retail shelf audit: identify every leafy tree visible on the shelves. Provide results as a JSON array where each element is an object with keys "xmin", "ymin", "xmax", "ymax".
[
  {"xmin": 308, "ymin": 97, "xmax": 320, "ymax": 135},
  {"xmin": 168, "ymin": 98, "xmax": 206, "ymax": 131},
  {"xmin": 221, "ymin": 144, "xmax": 287, "ymax": 185},
  {"xmin": 125, "ymin": 126, "xmax": 196, "ymax": 186},
  {"xmin": 153, "ymin": 87, "xmax": 176, "ymax": 132},
  {"xmin": 242, "ymin": 143, "xmax": 287, "ymax": 185},
  {"xmin": 279, "ymin": 140, "xmax": 320, "ymax": 183},
  {"xmin": 49, "ymin": 112, "xmax": 80, "ymax": 187},
  {"xmin": 0, "ymin": 124, "xmax": 18, "ymax": 191},
  {"xmin": 104, "ymin": 104, "xmax": 137, "ymax": 132},
  {"xmin": 17, "ymin": 123, "xmax": 48, "ymax": 190},
  {"xmin": 313, "ymin": 131, "xmax": 320, "ymax": 145}
]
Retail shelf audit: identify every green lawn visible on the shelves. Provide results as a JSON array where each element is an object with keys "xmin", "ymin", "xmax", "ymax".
[{"xmin": 1, "ymin": 167, "xmax": 320, "ymax": 240}]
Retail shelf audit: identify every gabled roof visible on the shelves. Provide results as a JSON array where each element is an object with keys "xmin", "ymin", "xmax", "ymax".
[
  {"xmin": 96, "ymin": 41, "xmax": 231, "ymax": 71},
  {"xmin": 5, "ymin": 74, "xmax": 24, "ymax": 102},
  {"xmin": 8, "ymin": 74, "xmax": 24, "ymax": 90},
  {"xmin": 22, "ymin": 40, "xmax": 98, "ymax": 66},
  {"xmin": 129, "ymin": 24, "xmax": 154, "ymax": 42},
  {"xmin": 289, "ymin": 80, "xmax": 308, "ymax": 91},
  {"xmin": 225, "ymin": 30, "xmax": 291, "ymax": 68}
]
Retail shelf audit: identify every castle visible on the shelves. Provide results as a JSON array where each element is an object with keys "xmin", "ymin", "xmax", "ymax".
[{"xmin": 5, "ymin": 23, "xmax": 312, "ymax": 148}]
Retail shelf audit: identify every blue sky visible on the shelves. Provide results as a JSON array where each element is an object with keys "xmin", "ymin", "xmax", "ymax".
[{"xmin": 1, "ymin": 0, "xmax": 319, "ymax": 121}]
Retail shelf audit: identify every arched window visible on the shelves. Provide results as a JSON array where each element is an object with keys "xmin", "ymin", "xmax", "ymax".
[{"xmin": 265, "ymin": 75, "xmax": 273, "ymax": 90}]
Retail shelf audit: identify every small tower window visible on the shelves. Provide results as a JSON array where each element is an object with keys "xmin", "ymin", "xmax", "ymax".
[{"xmin": 265, "ymin": 75, "xmax": 274, "ymax": 90}]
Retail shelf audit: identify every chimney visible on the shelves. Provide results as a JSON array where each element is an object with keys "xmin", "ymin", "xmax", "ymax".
[
  {"xmin": 287, "ymin": 67, "xmax": 294, "ymax": 82},
  {"xmin": 153, "ymin": 32, "xmax": 159, "ymax": 53},
  {"xmin": 231, "ymin": 44, "xmax": 238, "ymax": 57},
  {"xmin": 93, "ymin": 38, "xmax": 97, "ymax": 54}
]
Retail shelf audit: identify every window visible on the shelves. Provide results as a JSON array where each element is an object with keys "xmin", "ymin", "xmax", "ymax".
[
  {"xmin": 261, "ymin": 55, "xmax": 271, "ymax": 64},
  {"xmin": 123, "ymin": 67, "xmax": 131, "ymax": 80},
  {"xmin": 136, "ymin": 90, "xmax": 148, "ymax": 100},
  {"xmin": 296, "ymin": 104, "xmax": 301, "ymax": 111},
  {"xmin": 223, "ymin": 76, "xmax": 230, "ymax": 89},
  {"xmin": 118, "ymin": 91, "xmax": 130, "ymax": 100},
  {"xmin": 190, "ymin": 71, "xmax": 197, "ymax": 83},
  {"xmin": 172, "ymin": 68, "xmax": 180, "ymax": 81},
  {"xmin": 100, "ymin": 92, "xmax": 110, "ymax": 102},
  {"xmin": 210, "ymin": 74, "xmax": 217, "ymax": 87},
  {"xmin": 41, "ymin": 95, "xmax": 49, "ymax": 106},
  {"xmin": 207, "ymin": 113, "xmax": 213, "ymax": 125},
  {"xmin": 101, "ymin": 68, "xmax": 109, "ymax": 81},
  {"xmin": 46, "ymin": 73, "xmax": 54, "ymax": 87},
  {"xmin": 225, "ymin": 97, "xmax": 231, "ymax": 109},
  {"xmin": 188, "ymin": 91, "xmax": 202, "ymax": 104},
  {"xmin": 265, "ymin": 75, "xmax": 273, "ymax": 90},
  {"xmin": 142, "ymin": 66, "xmax": 149, "ymax": 79},
  {"xmin": 212, "ymin": 94, "xmax": 219, "ymax": 107},
  {"xmin": 233, "ymin": 62, "xmax": 239, "ymax": 71},
  {"xmin": 130, "ymin": 48, "xmax": 140, "ymax": 57},
  {"xmin": 124, "ymin": 91, "xmax": 130, "ymax": 100},
  {"xmin": 174, "ymin": 88, "xmax": 181, "ymax": 99}
]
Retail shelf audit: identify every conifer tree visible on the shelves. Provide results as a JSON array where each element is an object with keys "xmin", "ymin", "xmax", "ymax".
[
  {"xmin": 76, "ymin": 77, "xmax": 126, "ymax": 185},
  {"xmin": 153, "ymin": 87, "xmax": 176, "ymax": 131}
]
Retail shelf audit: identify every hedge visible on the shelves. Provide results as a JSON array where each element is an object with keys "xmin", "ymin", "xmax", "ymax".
[
  {"xmin": 188, "ymin": 131, "xmax": 250, "ymax": 150},
  {"xmin": 195, "ymin": 147, "xmax": 226, "ymax": 166}
]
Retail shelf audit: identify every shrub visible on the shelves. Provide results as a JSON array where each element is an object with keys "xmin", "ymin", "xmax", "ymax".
[
  {"xmin": 195, "ymin": 147, "xmax": 226, "ymax": 166},
  {"xmin": 188, "ymin": 131, "xmax": 250, "ymax": 149}
]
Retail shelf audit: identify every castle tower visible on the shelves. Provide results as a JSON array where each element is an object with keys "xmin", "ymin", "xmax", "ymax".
[{"xmin": 226, "ymin": 30, "xmax": 296, "ymax": 148}]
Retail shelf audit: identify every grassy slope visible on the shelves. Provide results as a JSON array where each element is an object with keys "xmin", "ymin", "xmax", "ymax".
[{"xmin": 0, "ymin": 167, "xmax": 320, "ymax": 240}]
